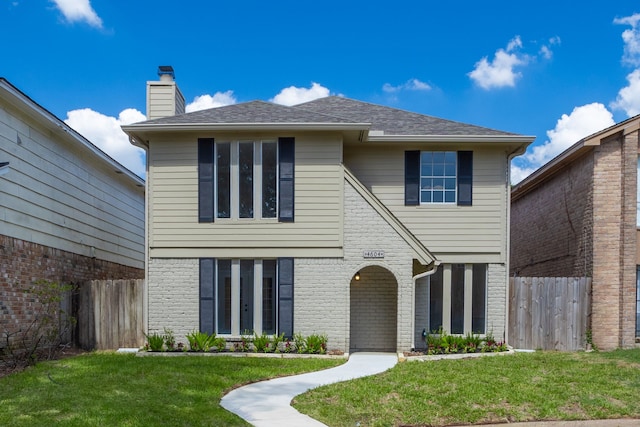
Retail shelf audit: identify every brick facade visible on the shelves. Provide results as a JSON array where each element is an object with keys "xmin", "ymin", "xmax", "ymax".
[
  {"xmin": 592, "ymin": 132, "xmax": 638, "ymax": 349},
  {"xmin": 0, "ymin": 234, "xmax": 144, "ymax": 345},
  {"xmin": 511, "ymin": 128, "xmax": 639, "ymax": 350},
  {"xmin": 511, "ymin": 152, "xmax": 593, "ymax": 277}
]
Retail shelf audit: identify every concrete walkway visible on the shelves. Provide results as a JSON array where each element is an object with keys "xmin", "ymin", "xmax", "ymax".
[{"xmin": 220, "ymin": 352, "xmax": 398, "ymax": 427}]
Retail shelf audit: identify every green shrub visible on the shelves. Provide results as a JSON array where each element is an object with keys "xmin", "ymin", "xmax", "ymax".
[
  {"xmin": 144, "ymin": 332, "xmax": 165, "ymax": 352},
  {"xmin": 163, "ymin": 328, "xmax": 176, "ymax": 350},
  {"xmin": 425, "ymin": 329, "xmax": 505, "ymax": 355},
  {"xmin": 253, "ymin": 332, "xmax": 272, "ymax": 353},
  {"xmin": 305, "ymin": 333, "xmax": 328, "ymax": 354},
  {"xmin": 185, "ymin": 330, "xmax": 224, "ymax": 352},
  {"xmin": 1, "ymin": 280, "xmax": 76, "ymax": 368}
]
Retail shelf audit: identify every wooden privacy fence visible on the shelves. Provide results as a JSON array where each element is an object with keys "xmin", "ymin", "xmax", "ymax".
[
  {"xmin": 77, "ymin": 279, "xmax": 144, "ymax": 350},
  {"xmin": 509, "ymin": 277, "xmax": 591, "ymax": 351}
]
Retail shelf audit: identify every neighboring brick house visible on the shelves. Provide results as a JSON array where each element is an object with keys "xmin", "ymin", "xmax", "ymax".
[
  {"xmin": 123, "ymin": 68, "xmax": 534, "ymax": 353},
  {"xmin": 510, "ymin": 116, "xmax": 640, "ymax": 350},
  {"xmin": 0, "ymin": 78, "xmax": 145, "ymax": 346}
]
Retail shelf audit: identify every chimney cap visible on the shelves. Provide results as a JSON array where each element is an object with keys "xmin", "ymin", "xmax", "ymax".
[{"xmin": 157, "ymin": 65, "xmax": 175, "ymax": 80}]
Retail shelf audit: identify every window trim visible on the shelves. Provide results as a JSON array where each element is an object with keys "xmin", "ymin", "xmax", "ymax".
[
  {"xmin": 199, "ymin": 258, "xmax": 290, "ymax": 337},
  {"xmin": 404, "ymin": 150, "xmax": 473, "ymax": 207},
  {"xmin": 427, "ymin": 263, "xmax": 487, "ymax": 335},
  {"xmin": 199, "ymin": 138, "xmax": 294, "ymax": 222}
]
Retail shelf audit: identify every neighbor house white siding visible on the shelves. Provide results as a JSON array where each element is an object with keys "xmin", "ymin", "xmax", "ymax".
[{"xmin": 0, "ymin": 97, "xmax": 145, "ymax": 269}]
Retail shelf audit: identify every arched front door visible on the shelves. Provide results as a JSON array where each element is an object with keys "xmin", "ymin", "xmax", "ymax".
[{"xmin": 350, "ymin": 265, "xmax": 398, "ymax": 352}]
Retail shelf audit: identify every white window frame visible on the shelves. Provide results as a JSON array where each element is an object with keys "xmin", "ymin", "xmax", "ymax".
[
  {"xmin": 214, "ymin": 140, "xmax": 278, "ymax": 220},
  {"xmin": 427, "ymin": 263, "xmax": 487, "ymax": 335},
  {"xmin": 420, "ymin": 151, "xmax": 457, "ymax": 204},
  {"xmin": 214, "ymin": 259, "xmax": 278, "ymax": 336}
]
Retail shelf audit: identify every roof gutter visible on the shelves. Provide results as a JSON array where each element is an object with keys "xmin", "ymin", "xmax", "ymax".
[
  {"xmin": 0, "ymin": 78, "xmax": 144, "ymax": 186},
  {"xmin": 365, "ymin": 134, "xmax": 536, "ymax": 144},
  {"xmin": 122, "ymin": 122, "xmax": 371, "ymax": 133}
]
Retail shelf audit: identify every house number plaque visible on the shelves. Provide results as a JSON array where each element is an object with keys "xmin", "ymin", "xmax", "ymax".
[{"xmin": 363, "ymin": 250, "xmax": 385, "ymax": 259}]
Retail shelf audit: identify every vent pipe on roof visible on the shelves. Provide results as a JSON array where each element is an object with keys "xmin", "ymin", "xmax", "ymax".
[{"xmin": 158, "ymin": 65, "xmax": 175, "ymax": 82}]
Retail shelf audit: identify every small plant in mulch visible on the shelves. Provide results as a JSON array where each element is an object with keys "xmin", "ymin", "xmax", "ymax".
[
  {"xmin": 412, "ymin": 328, "xmax": 508, "ymax": 356},
  {"xmin": 141, "ymin": 329, "xmax": 334, "ymax": 355},
  {"xmin": 144, "ymin": 332, "xmax": 165, "ymax": 352},
  {"xmin": 186, "ymin": 330, "xmax": 225, "ymax": 352},
  {"xmin": 252, "ymin": 332, "xmax": 272, "ymax": 353}
]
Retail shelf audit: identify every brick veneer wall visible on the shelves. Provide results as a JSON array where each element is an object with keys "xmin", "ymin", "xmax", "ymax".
[
  {"xmin": 0, "ymin": 235, "xmax": 143, "ymax": 344},
  {"xmin": 592, "ymin": 132, "xmax": 637, "ymax": 349},
  {"xmin": 510, "ymin": 152, "xmax": 594, "ymax": 277},
  {"xmin": 146, "ymin": 258, "xmax": 199, "ymax": 343}
]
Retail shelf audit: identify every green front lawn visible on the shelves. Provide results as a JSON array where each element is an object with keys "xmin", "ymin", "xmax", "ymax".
[
  {"xmin": 0, "ymin": 353, "xmax": 343, "ymax": 427},
  {"xmin": 3, "ymin": 349, "xmax": 639, "ymax": 427},
  {"xmin": 294, "ymin": 349, "xmax": 640, "ymax": 427}
]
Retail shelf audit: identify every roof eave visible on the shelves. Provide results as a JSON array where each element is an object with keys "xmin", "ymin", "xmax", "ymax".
[
  {"xmin": 512, "ymin": 115, "xmax": 640, "ymax": 201},
  {"xmin": 365, "ymin": 134, "xmax": 536, "ymax": 143},
  {"xmin": 122, "ymin": 122, "xmax": 371, "ymax": 133}
]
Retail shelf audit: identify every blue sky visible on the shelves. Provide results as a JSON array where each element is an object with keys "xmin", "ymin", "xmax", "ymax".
[{"xmin": 2, "ymin": 1, "xmax": 640, "ymax": 181}]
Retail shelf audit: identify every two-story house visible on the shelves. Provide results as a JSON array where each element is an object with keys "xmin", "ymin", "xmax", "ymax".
[{"xmin": 123, "ymin": 68, "xmax": 534, "ymax": 352}]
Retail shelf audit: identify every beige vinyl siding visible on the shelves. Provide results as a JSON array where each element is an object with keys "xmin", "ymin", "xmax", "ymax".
[
  {"xmin": 148, "ymin": 132, "xmax": 343, "ymax": 258},
  {"xmin": 146, "ymin": 81, "xmax": 184, "ymax": 120},
  {"xmin": 344, "ymin": 143, "xmax": 508, "ymax": 262},
  {"xmin": 0, "ymin": 103, "xmax": 145, "ymax": 268}
]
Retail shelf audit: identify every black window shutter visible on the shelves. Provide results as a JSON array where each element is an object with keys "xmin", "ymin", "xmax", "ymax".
[
  {"xmin": 404, "ymin": 150, "xmax": 420, "ymax": 206},
  {"xmin": 278, "ymin": 137, "xmax": 295, "ymax": 222},
  {"xmin": 277, "ymin": 258, "xmax": 294, "ymax": 338},
  {"xmin": 198, "ymin": 138, "xmax": 215, "ymax": 222},
  {"xmin": 457, "ymin": 151, "xmax": 473, "ymax": 206},
  {"xmin": 199, "ymin": 258, "xmax": 216, "ymax": 334}
]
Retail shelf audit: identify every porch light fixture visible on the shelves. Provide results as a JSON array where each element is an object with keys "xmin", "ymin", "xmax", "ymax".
[{"xmin": 354, "ymin": 271, "xmax": 361, "ymax": 281}]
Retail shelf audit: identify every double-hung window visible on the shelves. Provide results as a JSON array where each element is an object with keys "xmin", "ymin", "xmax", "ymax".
[
  {"xmin": 199, "ymin": 258, "xmax": 294, "ymax": 337},
  {"xmin": 405, "ymin": 150, "xmax": 473, "ymax": 206},
  {"xmin": 198, "ymin": 137, "xmax": 294, "ymax": 222}
]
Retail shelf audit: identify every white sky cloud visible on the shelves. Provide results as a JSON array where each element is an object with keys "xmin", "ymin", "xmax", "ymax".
[
  {"xmin": 611, "ymin": 69, "xmax": 640, "ymax": 117},
  {"xmin": 270, "ymin": 82, "xmax": 330, "ymax": 106},
  {"xmin": 383, "ymin": 78, "xmax": 431, "ymax": 93},
  {"xmin": 468, "ymin": 36, "xmax": 528, "ymax": 90},
  {"xmin": 64, "ymin": 108, "xmax": 146, "ymax": 177},
  {"xmin": 50, "ymin": 0, "xmax": 103, "ymax": 28},
  {"xmin": 614, "ymin": 13, "xmax": 640, "ymax": 66},
  {"xmin": 185, "ymin": 91, "xmax": 237, "ymax": 112},
  {"xmin": 512, "ymin": 103, "xmax": 615, "ymax": 184}
]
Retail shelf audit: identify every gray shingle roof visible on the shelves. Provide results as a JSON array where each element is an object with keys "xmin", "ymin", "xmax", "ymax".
[
  {"xmin": 135, "ymin": 96, "xmax": 517, "ymax": 137},
  {"xmin": 141, "ymin": 100, "xmax": 359, "ymax": 125},
  {"xmin": 294, "ymin": 96, "xmax": 515, "ymax": 136}
]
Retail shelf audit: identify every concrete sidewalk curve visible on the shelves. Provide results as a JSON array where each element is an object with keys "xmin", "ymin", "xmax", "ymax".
[{"xmin": 220, "ymin": 352, "xmax": 398, "ymax": 427}]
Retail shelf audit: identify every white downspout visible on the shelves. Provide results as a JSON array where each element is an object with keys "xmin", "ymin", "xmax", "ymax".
[
  {"xmin": 505, "ymin": 145, "xmax": 528, "ymax": 344},
  {"xmin": 411, "ymin": 262, "xmax": 440, "ymax": 350},
  {"xmin": 130, "ymin": 136, "xmax": 150, "ymax": 336}
]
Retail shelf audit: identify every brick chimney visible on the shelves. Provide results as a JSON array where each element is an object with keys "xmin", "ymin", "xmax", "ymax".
[{"xmin": 146, "ymin": 66, "xmax": 185, "ymax": 120}]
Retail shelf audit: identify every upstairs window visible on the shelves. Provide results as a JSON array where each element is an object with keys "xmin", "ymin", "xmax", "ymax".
[
  {"xmin": 405, "ymin": 150, "xmax": 472, "ymax": 206},
  {"xmin": 198, "ymin": 138, "xmax": 294, "ymax": 222},
  {"xmin": 420, "ymin": 151, "xmax": 457, "ymax": 203}
]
